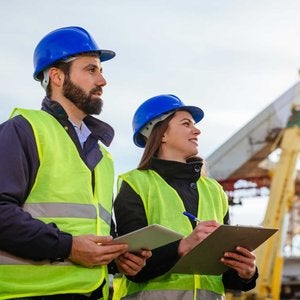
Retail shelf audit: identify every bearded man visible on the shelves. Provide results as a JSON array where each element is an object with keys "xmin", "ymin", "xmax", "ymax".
[{"xmin": 0, "ymin": 26, "xmax": 151, "ymax": 300}]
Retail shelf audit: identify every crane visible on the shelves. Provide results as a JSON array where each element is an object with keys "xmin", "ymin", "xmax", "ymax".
[{"xmin": 244, "ymin": 105, "xmax": 300, "ymax": 299}]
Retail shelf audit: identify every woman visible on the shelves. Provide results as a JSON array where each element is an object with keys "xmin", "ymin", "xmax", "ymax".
[{"xmin": 113, "ymin": 94, "xmax": 258, "ymax": 300}]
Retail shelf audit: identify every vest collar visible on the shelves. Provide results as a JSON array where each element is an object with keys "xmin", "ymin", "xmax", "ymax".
[{"xmin": 41, "ymin": 97, "xmax": 114, "ymax": 146}]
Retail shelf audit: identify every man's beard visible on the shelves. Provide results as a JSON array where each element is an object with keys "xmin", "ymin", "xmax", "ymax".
[{"xmin": 63, "ymin": 76, "xmax": 103, "ymax": 115}]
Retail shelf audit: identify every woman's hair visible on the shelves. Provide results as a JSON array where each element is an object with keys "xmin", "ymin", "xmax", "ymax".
[{"xmin": 138, "ymin": 113, "xmax": 174, "ymax": 170}]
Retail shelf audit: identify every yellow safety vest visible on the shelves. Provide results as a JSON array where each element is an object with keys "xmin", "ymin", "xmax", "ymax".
[
  {"xmin": 0, "ymin": 109, "xmax": 114, "ymax": 300},
  {"xmin": 113, "ymin": 169, "xmax": 228, "ymax": 300}
]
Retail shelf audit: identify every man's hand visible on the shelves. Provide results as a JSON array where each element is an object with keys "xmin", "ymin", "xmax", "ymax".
[
  {"xmin": 178, "ymin": 220, "xmax": 220, "ymax": 256},
  {"xmin": 69, "ymin": 235, "xmax": 128, "ymax": 267},
  {"xmin": 115, "ymin": 249, "xmax": 152, "ymax": 276},
  {"xmin": 221, "ymin": 246, "xmax": 257, "ymax": 279}
]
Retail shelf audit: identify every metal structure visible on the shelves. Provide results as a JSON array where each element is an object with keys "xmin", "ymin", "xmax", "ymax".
[
  {"xmin": 206, "ymin": 81, "xmax": 300, "ymax": 188},
  {"xmin": 251, "ymin": 107, "xmax": 300, "ymax": 299},
  {"xmin": 206, "ymin": 81, "xmax": 300, "ymax": 299}
]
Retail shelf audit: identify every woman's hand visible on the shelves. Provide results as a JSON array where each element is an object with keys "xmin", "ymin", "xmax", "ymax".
[
  {"xmin": 178, "ymin": 220, "xmax": 220, "ymax": 257},
  {"xmin": 221, "ymin": 246, "xmax": 256, "ymax": 279}
]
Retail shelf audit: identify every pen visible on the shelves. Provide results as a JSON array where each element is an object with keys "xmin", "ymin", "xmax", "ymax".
[{"xmin": 183, "ymin": 211, "xmax": 201, "ymax": 222}]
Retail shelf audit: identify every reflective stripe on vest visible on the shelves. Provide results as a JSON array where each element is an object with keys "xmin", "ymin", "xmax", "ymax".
[
  {"xmin": 0, "ymin": 250, "xmax": 74, "ymax": 265},
  {"xmin": 113, "ymin": 169, "xmax": 228, "ymax": 299},
  {"xmin": 118, "ymin": 289, "xmax": 225, "ymax": 300},
  {"xmin": 0, "ymin": 109, "xmax": 114, "ymax": 300},
  {"xmin": 23, "ymin": 202, "xmax": 111, "ymax": 226}
]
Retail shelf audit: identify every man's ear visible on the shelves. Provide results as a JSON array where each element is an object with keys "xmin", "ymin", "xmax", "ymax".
[{"xmin": 48, "ymin": 67, "xmax": 64, "ymax": 87}]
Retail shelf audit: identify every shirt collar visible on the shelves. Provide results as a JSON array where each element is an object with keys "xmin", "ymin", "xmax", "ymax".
[{"xmin": 69, "ymin": 119, "xmax": 91, "ymax": 148}]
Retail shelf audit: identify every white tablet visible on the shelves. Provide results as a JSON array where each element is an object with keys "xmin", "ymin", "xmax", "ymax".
[{"xmin": 111, "ymin": 224, "xmax": 184, "ymax": 252}]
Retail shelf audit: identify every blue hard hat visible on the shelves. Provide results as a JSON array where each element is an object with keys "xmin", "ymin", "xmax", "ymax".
[
  {"xmin": 132, "ymin": 94, "xmax": 204, "ymax": 148},
  {"xmin": 33, "ymin": 26, "xmax": 115, "ymax": 80}
]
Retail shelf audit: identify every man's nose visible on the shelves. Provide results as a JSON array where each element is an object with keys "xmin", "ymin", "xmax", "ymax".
[{"xmin": 96, "ymin": 73, "xmax": 107, "ymax": 86}]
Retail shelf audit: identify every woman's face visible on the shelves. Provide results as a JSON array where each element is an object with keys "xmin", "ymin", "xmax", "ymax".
[{"xmin": 158, "ymin": 110, "xmax": 201, "ymax": 162}]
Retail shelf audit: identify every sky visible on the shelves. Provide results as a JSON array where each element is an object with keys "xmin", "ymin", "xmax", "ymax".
[{"xmin": 1, "ymin": 0, "xmax": 300, "ymax": 225}]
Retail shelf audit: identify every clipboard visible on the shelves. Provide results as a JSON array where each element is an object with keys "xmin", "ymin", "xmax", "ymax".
[
  {"xmin": 170, "ymin": 224, "xmax": 278, "ymax": 275},
  {"xmin": 111, "ymin": 224, "xmax": 184, "ymax": 252}
]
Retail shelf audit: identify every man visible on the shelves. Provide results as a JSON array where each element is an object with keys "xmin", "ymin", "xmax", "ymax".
[{"xmin": 0, "ymin": 26, "xmax": 150, "ymax": 300}]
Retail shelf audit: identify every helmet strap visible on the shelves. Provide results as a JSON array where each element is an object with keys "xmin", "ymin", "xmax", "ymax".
[
  {"xmin": 41, "ymin": 69, "xmax": 50, "ymax": 90},
  {"xmin": 140, "ymin": 111, "xmax": 174, "ymax": 139},
  {"xmin": 63, "ymin": 56, "xmax": 77, "ymax": 63},
  {"xmin": 41, "ymin": 57, "xmax": 77, "ymax": 91}
]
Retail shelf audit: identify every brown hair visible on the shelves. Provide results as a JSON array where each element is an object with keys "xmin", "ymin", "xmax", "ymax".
[{"xmin": 138, "ymin": 113, "xmax": 174, "ymax": 170}]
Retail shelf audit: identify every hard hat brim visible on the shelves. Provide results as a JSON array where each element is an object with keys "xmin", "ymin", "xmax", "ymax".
[
  {"xmin": 184, "ymin": 105, "xmax": 204, "ymax": 124},
  {"xmin": 99, "ymin": 49, "xmax": 116, "ymax": 62}
]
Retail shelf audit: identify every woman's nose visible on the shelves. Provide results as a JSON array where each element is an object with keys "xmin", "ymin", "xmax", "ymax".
[{"xmin": 194, "ymin": 126, "xmax": 201, "ymax": 135}]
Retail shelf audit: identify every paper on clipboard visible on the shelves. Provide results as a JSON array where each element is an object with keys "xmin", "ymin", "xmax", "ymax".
[
  {"xmin": 170, "ymin": 224, "xmax": 278, "ymax": 275},
  {"xmin": 111, "ymin": 224, "xmax": 184, "ymax": 252}
]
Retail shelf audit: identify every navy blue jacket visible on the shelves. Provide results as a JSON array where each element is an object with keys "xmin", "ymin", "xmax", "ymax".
[{"xmin": 0, "ymin": 97, "xmax": 114, "ymax": 261}]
